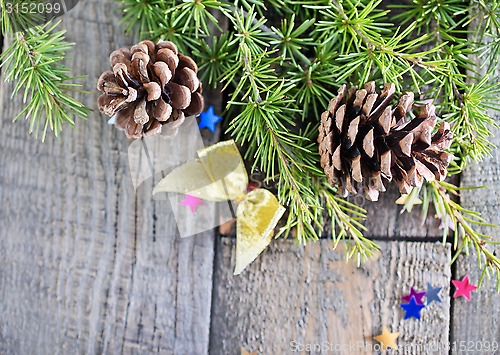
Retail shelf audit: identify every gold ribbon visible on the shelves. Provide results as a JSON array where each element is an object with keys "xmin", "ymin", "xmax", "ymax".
[{"xmin": 153, "ymin": 140, "xmax": 285, "ymax": 275}]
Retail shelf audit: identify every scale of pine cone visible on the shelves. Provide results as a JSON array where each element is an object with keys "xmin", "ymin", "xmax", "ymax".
[
  {"xmin": 97, "ymin": 40, "xmax": 204, "ymax": 139},
  {"xmin": 319, "ymin": 82, "xmax": 453, "ymax": 201}
]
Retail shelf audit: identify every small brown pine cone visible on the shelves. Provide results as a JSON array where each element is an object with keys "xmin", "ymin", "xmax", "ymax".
[
  {"xmin": 97, "ymin": 40, "xmax": 204, "ymax": 139},
  {"xmin": 319, "ymin": 82, "xmax": 454, "ymax": 201}
]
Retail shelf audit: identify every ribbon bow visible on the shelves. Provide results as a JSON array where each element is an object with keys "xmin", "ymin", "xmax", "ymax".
[{"xmin": 153, "ymin": 140, "xmax": 285, "ymax": 275}]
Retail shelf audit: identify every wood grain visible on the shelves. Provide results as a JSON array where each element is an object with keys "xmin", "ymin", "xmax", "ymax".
[
  {"xmin": 450, "ymin": 134, "xmax": 500, "ymax": 354},
  {"xmin": 1, "ymin": 1, "xmax": 496, "ymax": 354},
  {"xmin": 450, "ymin": 84, "xmax": 500, "ymax": 351},
  {"xmin": 448, "ymin": 15, "xmax": 500, "ymax": 350},
  {"xmin": 363, "ymin": 183, "xmax": 442, "ymax": 239},
  {"xmin": 0, "ymin": 1, "xmax": 217, "ymax": 353},
  {"xmin": 210, "ymin": 238, "xmax": 451, "ymax": 354}
]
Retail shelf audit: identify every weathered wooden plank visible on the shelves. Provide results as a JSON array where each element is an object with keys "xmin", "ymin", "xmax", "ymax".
[
  {"xmin": 450, "ymin": 94, "xmax": 500, "ymax": 349},
  {"xmin": 363, "ymin": 183, "xmax": 442, "ymax": 238},
  {"xmin": 210, "ymin": 238, "xmax": 451, "ymax": 354},
  {"xmin": 0, "ymin": 0, "xmax": 216, "ymax": 353},
  {"xmin": 450, "ymin": 142, "xmax": 500, "ymax": 354},
  {"xmin": 448, "ymin": 15, "xmax": 500, "ymax": 349}
]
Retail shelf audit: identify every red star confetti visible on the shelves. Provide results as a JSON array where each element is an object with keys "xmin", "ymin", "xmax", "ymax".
[
  {"xmin": 452, "ymin": 275, "xmax": 477, "ymax": 301},
  {"xmin": 401, "ymin": 287, "xmax": 426, "ymax": 305},
  {"xmin": 180, "ymin": 194, "xmax": 205, "ymax": 213}
]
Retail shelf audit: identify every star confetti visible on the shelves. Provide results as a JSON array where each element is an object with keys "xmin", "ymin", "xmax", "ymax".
[
  {"xmin": 452, "ymin": 275, "xmax": 477, "ymax": 301},
  {"xmin": 395, "ymin": 194, "xmax": 422, "ymax": 212},
  {"xmin": 401, "ymin": 287, "xmax": 426, "ymax": 305},
  {"xmin": 199, "ymin": 106, "xmax": 222, "ymax": 132},
  {"xmin": 425, "ymin": 282, "xmax": 443, "ymax": 305},
  {"xmin": 373, "ymin": 327, "xmax": 399, "ymax": 350},
  {"xmin": 180, "ymin": 194, "xmax": 205, "ymax": 213},
  {"xmin": 400, "ymin": 296, "xmax": 426, "ymax": 320},
  {"xmin": 241, "ymin": 347, "xmax": 257, "ymax": 355}
]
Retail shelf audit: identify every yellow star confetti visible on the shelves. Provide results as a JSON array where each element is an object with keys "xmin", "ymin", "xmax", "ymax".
[
  {"xmin": 241, "ymin": 347, "xmax": 257, "ymax": 355},
  {"xmin": 373, "ymin": 326, "xmax": 399, "ymax": 350},
  {"xmin": 395, "ymin": 193, "xmax": 422, "ymax": 212}
]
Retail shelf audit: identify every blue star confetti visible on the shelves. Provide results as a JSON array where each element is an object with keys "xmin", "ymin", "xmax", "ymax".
[
  {"xmin": 400, "ymin": 296, "xmax": 426, "ymax": 320},
  {"xmin": 199, "ymin": 106, "xmax": 222, "ymax": 132},
  {"xmin": 425, "ymin": 282, "xmax": 443, "ymax": 305}
]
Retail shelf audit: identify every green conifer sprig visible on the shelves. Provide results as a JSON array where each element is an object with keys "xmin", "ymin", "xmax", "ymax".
[
  {"xmin": 458, "ymin": 0, "xmax": 500, "ymax": 72},
  {"xmin": 270, "ymin": 14, "xmax": 315, "ymax": 65},
  {"xmin": 390, "ymin": 0, "xmax": 465, "ymax": 34},
  {"xmin": 116, "ymin": 0, "xmax": 500, "ymax": 285},
  {"xmin": 391, "ymin": 0, "xmax": 500, "ymax": 289},
  {"xmin": 0, "ymin": 1, "xmax": 89, "ymax": 141},
  {"xmin": 167, "ymin": 0, "xmax": 228, "ymax": 37},
  {"xmin": 193, "ymin": 32, "xmax": 237, "ymax": 88},
  {"xmin": 423, "ymin": 182, "xmax": 500, "ymax": 291},
  {"xmin": 443, "ymin": 76, "xmax": 500, "ymax": 165},
  {"xmin": 0, "ymin": 0, "xmax": 41, "ymax": 33},
  {"xmin": 1, "ymin": 22, "xmax": 89, "ymax": 140},
  {"xmin": 117, "ymin": 0, "xmax": 169, "ymax": 39}
]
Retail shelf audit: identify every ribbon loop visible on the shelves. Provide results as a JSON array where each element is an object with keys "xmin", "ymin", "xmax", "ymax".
[
  {"xmin": 153, "ymin": 140, "xmax": 285, "ymax": 275},
  {"xmin": 235, "ymin": 189, "xmax": 285, "ymax": 275},
  {"xmin": 153, "ymin": 140, "xmax": 248, "ymax": 201}
]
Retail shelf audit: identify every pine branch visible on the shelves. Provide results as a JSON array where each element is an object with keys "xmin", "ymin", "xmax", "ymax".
[
  {"xmin": 323, "ymin": 188, "xmax": 376, "ymax": 265},
  {"xmin": 226, "ymin": 45, "xmax": 325, "ymax": 242},
  {"xmin": 398, "ymin": 180, "xmax": 500, "ymax": 291},
  {"xmin": 0, "ymin": 21, "xmax": 89, "ymax": 141},
  {"xmin": 0, "ymin": 0, "xmax": 42, "ymax": 34},
  {"xmin": 192, "ymin": 32, "xmax": 238, "ymax": 88},
  {"xmin": 117, "ymin": 0, "xmax": 171, "ymax": 40},
  {"xmin": 222, "ymin": 6, "xmax": 273, "ymax": 55},
  {"xmin": 321, "ymin": 0, "xmax": 451, "ymax": 91},
  {"xmin": 330, "ymin": 0, "xmax": 387, "ymax": 50},
  {"xmin": 460, "ymin": 0, "xmax": 500, "ymax": 71},
  {"xmin": 225, "ymin": 40, "xmax": 369, "ymax": 248},
  {"xmin": 226, "ymin": 4, "xmax": 279, "ymax": 39},
  {"xmin": 112, "ymin": 0, "xmax": 500, "ymax": 286},
  {"xmin": 167, "ymin": 0, "xmax": 229, "ymax": 37},
  {"xmin": 389, "ymin": 0, "xmax": 467, "ymax": 34},
  {"xmin": 287, "ymin": 61, "xmax": 336, "ymax": 121},
  {"xmin": 270, "ymin": 14, "xmax": 314, "ymax": 65},
  {"xmin": 390, "ymin": 0, "xmax": 500, "ymax": 166},
  {"xmin": 443, "ymin": 75, "xmax": 500, "ymax": 165},
  {"xmin": 425, "ymin": 181, "xmax": 500, "ymax": 291}
]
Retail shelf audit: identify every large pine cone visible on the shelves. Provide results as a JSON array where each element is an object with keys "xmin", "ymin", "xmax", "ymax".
[
  {"xmin": 97, "ymin": 40, "xmax": 204, "ymax": 139},
  {"xmin": 319, "ymin": 82, "xmax": 453, "ymax": 201}
]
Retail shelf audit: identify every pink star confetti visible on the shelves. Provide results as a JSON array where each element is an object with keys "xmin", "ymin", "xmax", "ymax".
[
  {"xmin": 401, "ymin": 287, "xmax": 426, "ymax": 305},
  {"xmin": 180, "ymin": 194, "xmax": 205, "ymax": 213},
  {"xmin": 452, "ymin": 275, "xmax": 477, "ymax": 301}
]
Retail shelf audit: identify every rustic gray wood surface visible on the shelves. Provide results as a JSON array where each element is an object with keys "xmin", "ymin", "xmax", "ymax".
[
  {"xmin": 364, "ymin": 183, "xmax": 442, "ymax": 239},
  {"xmin": 0, "ymin": 1, "xmax": 216, "ymax": 354},
  {"xmin": 448, "ymin": 21, "xmax": 500, "ymax": 352},
  {"xmin": 0, "ymin": 0, "xmax": 497, "ymax": 354},
  {"xmin": 451, "ymin": 134, "xmax": 500, "ymax": 353},
  {"xmin": 211, "ymin": 239, "xmax": 451, "ymax": 354},
  {"xmin": 451, "ymin": 85, "xmax": 500, "ymax": 351}
]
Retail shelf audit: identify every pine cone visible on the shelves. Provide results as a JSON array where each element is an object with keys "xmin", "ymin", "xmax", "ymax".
[
  {"xmin": 97, "ymin": 40, "xmax": 204, "ymax": 139},
  {"xmin": 319, "ymin": 82, "xmax": 453, "ymax": 201}
]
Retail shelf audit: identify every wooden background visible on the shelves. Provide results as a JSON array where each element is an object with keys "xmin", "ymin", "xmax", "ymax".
[{"xmin": 0, "ymin": 0, "xmax": 498, "ymax": 354}]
